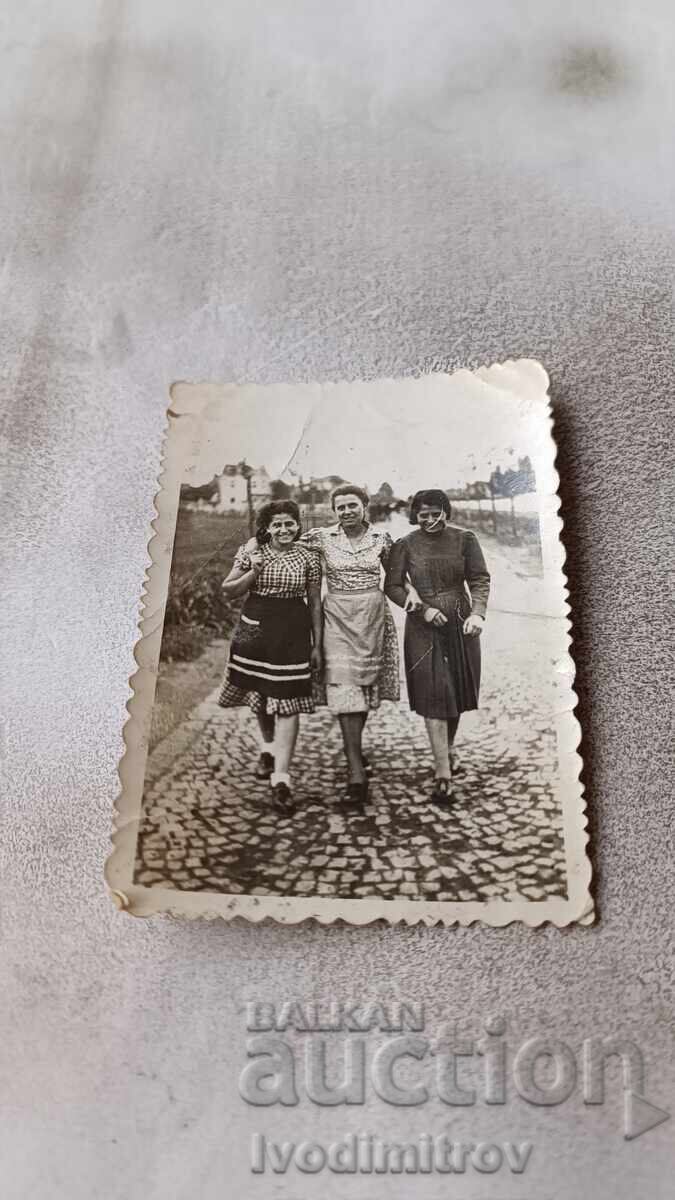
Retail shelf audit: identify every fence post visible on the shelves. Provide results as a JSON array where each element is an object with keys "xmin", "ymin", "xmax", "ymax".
[{"xmin": 489, "ymin": 483, "xmax": 498, "ymax": 536}]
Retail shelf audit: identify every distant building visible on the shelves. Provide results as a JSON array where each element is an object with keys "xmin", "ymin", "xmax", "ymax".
[{"xmin": 215, "ymin": 464, "xmax": 272, "ymax": 513}]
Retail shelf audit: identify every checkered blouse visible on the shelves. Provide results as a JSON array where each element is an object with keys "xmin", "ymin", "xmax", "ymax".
[{"xmin": 232, "ymin": 542, "xmax": 321, "ymax": 598}]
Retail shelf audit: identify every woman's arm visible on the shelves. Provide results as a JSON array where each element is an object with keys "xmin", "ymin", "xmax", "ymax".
[
  {"xmin": 221, "ymin": 564, "xmax": 258, "ymax": 599},
  {"xmin": 463, "ymin": 531, "xmax": 490, "ymax": 634},
  {"xmin": 221, "ymin": 545, "xmax": 264, "ymax": 599},
  {"xmin": 307, "ymin": 580, "xmax": 323, "ymax": 671},
  {"xmin": 383, "ymin": 539, "xmax": 409, "ymax": 608},
  {"xmin": 223, "ymin": 564, "xmax": 257, "ymax": 597},
  {"xmin": 379, "ymin": 531, "xmax": 424, "ymax": 610},
  {"xmin": 464, "ymin": 531, "xmax": 490, "ymax": 615},
  {"xmin": 386, "ymin": 540, "xmax": 442, "ymax": 622}
]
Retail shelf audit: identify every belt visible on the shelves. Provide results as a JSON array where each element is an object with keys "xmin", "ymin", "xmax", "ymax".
[{"xmin": 325, "ymin": 587, "xmax": 381, "ymax": 596}]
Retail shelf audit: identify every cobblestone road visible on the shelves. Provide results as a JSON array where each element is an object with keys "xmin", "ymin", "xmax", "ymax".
[{"xmin": 135, "ymin": 530, "xmax": 567, "ymax": 902}]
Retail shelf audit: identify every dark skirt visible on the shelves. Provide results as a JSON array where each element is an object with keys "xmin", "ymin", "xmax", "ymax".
[
  {"xmin": 404, "ymin": 592, "xmax": 481, "ymax": 720},
  {"xmin": 221, "ymin": 594, "xmax": 313, "ymax": 703}
]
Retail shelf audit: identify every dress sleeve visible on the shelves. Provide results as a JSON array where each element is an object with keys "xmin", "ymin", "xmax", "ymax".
[
  {"xmin": 384, "ymin": 538, "xmax": 409, "ymax": 608},
  {"xmin": 378, "ymin": 530, "xmax": 393, "ymax": 568},
  {"xmin": 305, "ymin": 546, "xmax": 322, "ymax": 586},
  {"xmin": 463, "ymin": 531, "xmax": 490, "ymax": 617},
  {"xmin": 299, "ymin": 528, "xmax": 322, "ymax": 552},
  {"xmin": 232, "ymin": 544, "xmax": 251, "ymax": 572}
]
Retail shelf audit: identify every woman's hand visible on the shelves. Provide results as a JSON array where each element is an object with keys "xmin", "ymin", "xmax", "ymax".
[
  {"xmin": 424, "ymin": 606, "xmax": 448, "ymax": 627},
  {"xmin": 404, "ymin": 584, "xmax": 424, "ymax": 613},
  {"xmin": 463, "ymin": 613, "xmax": 484, "ymax": 637},
  {"xmin": 248, "ymin": 546, "xmax": 264, "ymax": 573},
  {"xmin": 310, "ymin": 645, "xmax": 323, "ymax": 675},
  {"xmin": 244, "ymin": 536, "xmax": 259, "ymax": 555}
]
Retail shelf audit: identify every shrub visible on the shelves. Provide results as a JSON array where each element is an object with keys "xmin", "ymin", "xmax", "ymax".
[{"xmin": 161, "ymin": 575, "xmax": 241, "ymax": 663}]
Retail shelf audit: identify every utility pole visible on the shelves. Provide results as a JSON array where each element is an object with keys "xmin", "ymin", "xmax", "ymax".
[
  {"xmin": 239, "ymin": 459, "xmax": 255, "ymax": 537},
  {"xmin": 298, "ymin": 475, "xmax": 304, "ymax": 524},
  {"xmin": 488, "ymin": 478, "xmax": 498, "ymax": 537}
]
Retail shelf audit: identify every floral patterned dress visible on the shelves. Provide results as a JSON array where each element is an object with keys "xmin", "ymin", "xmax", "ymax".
[{"xmin": 300, "ymin": 524, "xmax": 400, "ymax": 714}]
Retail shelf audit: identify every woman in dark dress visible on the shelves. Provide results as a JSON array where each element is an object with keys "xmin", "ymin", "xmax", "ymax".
[
  {"xmin": 218, "ymin": 500, "xmax": 323, "ymax": 813},
  {"xmin": 385, "ymin": 489, "xmax": 490, "ymax": 805}
]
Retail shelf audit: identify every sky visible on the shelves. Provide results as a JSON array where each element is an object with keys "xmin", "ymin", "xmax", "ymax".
[
  {"xmin": 173, "ymin": 365, "xmax": 554, "ymax": 497},
  {"xmin": 278, "ymin": 382, "xmax": 526, "ymax": 494}
]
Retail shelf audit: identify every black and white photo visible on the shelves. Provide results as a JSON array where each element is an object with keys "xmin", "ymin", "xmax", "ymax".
[{"xmin": 108, "ymin": 361, "xmax": 590, "ymax": 925}]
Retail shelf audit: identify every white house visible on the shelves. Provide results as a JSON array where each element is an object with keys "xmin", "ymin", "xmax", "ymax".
[{"xmin": 215, "ymin": 465, "xmax": 272, "ymax": 513}]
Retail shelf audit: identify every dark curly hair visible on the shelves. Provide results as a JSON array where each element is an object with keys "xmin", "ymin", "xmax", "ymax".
[
  {"xmin": 330, "ymin": 484, "xmax": 370, "ymax": 511},
  {"xmin": 255, "ymin": 499, "xmax": 302, "ymax": 543},
  {"xmin": 409, "ymin": 489, "xmax": 452, "ymax": 525}
]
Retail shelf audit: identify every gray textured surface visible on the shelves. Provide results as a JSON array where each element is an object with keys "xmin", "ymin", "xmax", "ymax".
[{"xmin": 2, "ymin": 2, "xmax": 673, "ymax": 1197}]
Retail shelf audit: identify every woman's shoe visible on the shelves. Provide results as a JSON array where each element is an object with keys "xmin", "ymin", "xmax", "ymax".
[
  {"xmin": 430, "ymin": 777, "xmax": 454, "ymax": 807},
  {"xmin": 343, "ymin": 780, "xmax": 369, "ymax": 806},
  {"xmin": 255, "ymin": 751, "xmax": 275, "ymax": 780},
  {"xmin": 271, "ymin": 781, "xmax": 293, "ymax": 815}
]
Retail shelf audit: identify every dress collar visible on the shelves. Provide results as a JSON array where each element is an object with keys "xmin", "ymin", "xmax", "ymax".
[{"xmin": 331, "ymin": 522, "xmax": 376, "ymax": 552}]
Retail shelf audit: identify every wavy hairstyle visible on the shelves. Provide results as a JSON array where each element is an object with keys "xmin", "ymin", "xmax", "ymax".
[
  {"xmin": 330, "ymin": 484, "xmax": 370, "ymax": 511},
  {"xmin": 255, "ymin": 499, "xmax": 302, "ymax": 544},
  {"xmin": 409, "ymin": 489, "xmax": 452, "ymax": 525}
]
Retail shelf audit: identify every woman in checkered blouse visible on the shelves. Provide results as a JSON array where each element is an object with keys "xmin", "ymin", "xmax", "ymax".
[{"xmin": 218, "ymin": 500, "xmax": 323, "ymax": 812}]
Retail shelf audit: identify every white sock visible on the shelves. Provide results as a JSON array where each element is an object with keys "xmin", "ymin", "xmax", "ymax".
[
  {"xmin": 259, "ymin": 735, "xmax": 275, "ymax": 755},
  {"xmin": 270, "ymin": 771, "xmax": 291, "ymax": 789}
]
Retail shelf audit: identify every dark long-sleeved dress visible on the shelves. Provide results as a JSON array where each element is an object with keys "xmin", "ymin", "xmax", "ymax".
[{"xmin": 385, "ymin": 525, "xmax": 490, "ymax": 720}]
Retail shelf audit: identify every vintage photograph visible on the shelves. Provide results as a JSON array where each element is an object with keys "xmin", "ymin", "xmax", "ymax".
[{"xmin": 109, "ymin": 363, "xmax": 591, "ymax": 924}]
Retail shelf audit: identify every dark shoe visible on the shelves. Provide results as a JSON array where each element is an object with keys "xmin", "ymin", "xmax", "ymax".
[
  {"xmin": 255, "ymin": 751, "xmax": 275, "ymax": 780},
  {"xmin": 430, "ymin": 777, "xmax": 454, "ymax": 807},
  {"xmin": 271, "ymin": 782, "xmax": 293, "ymax": 815},
  {"xmin": 343, "ymin": 780, "xmax": 369, "ymax": 806}
]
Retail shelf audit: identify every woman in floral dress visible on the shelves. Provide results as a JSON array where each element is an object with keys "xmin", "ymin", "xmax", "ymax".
[
  {"xmin": 301, "ymin": 486, "xmax": 400, "ymax": 804},
  {"xmin": 219, "ymin": 500, "xmax": 323, "ymax": 813}
]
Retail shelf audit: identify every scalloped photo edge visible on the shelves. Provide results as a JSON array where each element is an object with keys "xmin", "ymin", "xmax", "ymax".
[{"xmin": 106, "ymin": 361, "xmax": 592, "ymax": 927}]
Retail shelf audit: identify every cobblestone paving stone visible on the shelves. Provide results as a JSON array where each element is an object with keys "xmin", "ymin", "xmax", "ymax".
[{"xmin": 135, "ymin": 588, "xmax": 568, "ymax": 902}]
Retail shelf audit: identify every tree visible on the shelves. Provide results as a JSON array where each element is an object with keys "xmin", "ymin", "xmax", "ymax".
[
  {"xmin": 270, "ymin": 479, "xmax": 291, "ymax": 500},
  {"xmin": 180, "ymin": 477, "xmax": 218, "ymax": 502},
  {"xmin": 490, "ymin": 458, "xmax": 536, "ymax": 498},
  {"xmin": 489, "ymin": 467, "xmax": 506, "ymax": 497},
  {"xmin": 518, "ymin": 456, "xmax": 536, "ymax": 491}
]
